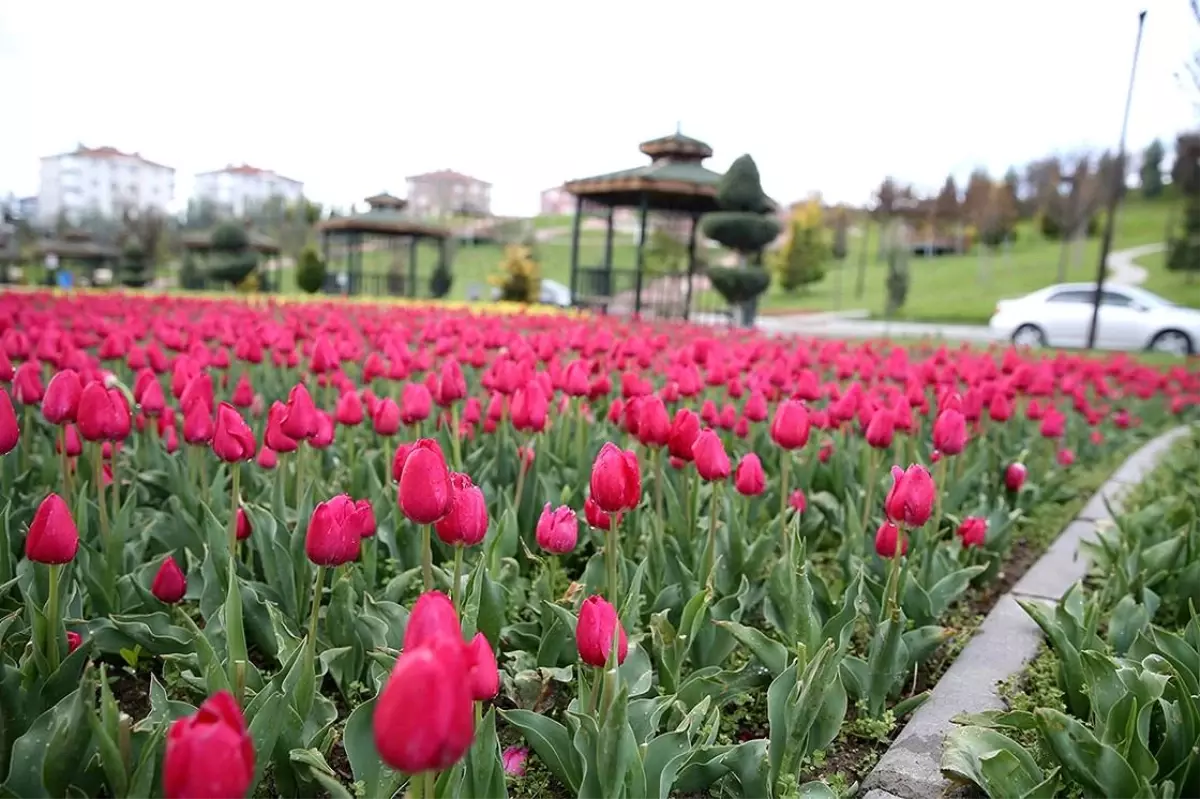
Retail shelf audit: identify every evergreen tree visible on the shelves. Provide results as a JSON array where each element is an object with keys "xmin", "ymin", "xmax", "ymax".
[
  {"xmin": 1140, "ymin": 139, "xmax": 1165, "ymax": 199},
  {"xmin": 774, "ymin": 200, "xmax": 829, "ymax": 293},
  {"xmin": 1167, "ymin": 134, "xmax": 1200, "ymax": 282},
  {"xmin": 296, "ymin": 246, "xmax": 326, "ymax": 294}
]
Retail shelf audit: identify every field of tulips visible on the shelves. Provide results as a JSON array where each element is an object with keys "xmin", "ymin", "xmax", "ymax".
[{"xmin": 0, "ymin": 289, "xmax": 1197, "ymax": 799}]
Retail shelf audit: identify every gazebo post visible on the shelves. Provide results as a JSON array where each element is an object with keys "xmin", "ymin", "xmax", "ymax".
[
  {"xmin": 568, "ymin": 194, "xmax": 583, "ymax": 305},
  {"xmin": 683, "ymin": 213, "xmax": 700, "ymax": 322},
  {"xmin": 407, "ymin": 236, "xmax": 418, "ymax": 298},
  {"xmin": 632, "ymin": 193, "xmax": 649, "ymax": 315},
  {"xmin": 350, "ymin": 231, "xmax": 362, "ymax": 295},
  {"xmin": 602, "ymin": 205, "xmax": 615, "ymax": 276}
]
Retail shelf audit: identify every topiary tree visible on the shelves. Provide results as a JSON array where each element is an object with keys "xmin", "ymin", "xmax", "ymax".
[
  {"xmin": 206, "ymin": 222, "xmax": 259, "ymax": 286},
  {"xmin": 295, "ymin": 246, "xmax": 326, "ymax": 294},
  {"xmin": 773, "ymin": 199, "xmax": 830, "ymax": 293},
  {"xmin": 429, "ymin": 241, "xmax": 455, "ymax": 299},
  {"xmin": 884, "ymin": 221, "xmax": 911, "ymax": 318},
  {"xmin": 700, "ymin": 154, "xmax": 781, "ymax": 325},
  {"xmin": 120, "ymin": 242, "xmax": 151, "ymax": 288}
]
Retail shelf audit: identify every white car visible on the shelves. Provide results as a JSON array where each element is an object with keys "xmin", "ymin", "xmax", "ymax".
[
  {"xmin": 489, "ymin": 278, "xmax": 572, "ymax": 307},
  {"xmin": 989, "ymin": 283, "xmax": 1199, "ymax": 355}
]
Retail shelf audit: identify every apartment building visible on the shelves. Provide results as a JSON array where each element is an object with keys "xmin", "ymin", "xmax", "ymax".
[
  {"xmin": 406, "ymin": 169, "xmax": 491, "ymax": 218},
  {"xmin": 193, "ymin": 164, "xmax": 304, "ymax": 216},
  {"xmin": 38, "ymin": 144, "xmax": 175, "ymax": 223}
]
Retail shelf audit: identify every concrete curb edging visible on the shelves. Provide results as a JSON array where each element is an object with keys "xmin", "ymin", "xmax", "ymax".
[{"xmin": 860, "ymin": 425, "xmax": 1192, "ymax": 799}]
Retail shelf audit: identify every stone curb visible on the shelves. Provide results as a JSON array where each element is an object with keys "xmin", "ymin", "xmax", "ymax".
[{"xmin": 860, "ymin": 425, "xmax": 1191, "ymax": 799}]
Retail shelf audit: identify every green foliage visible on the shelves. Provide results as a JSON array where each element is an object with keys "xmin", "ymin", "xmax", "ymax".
[
  {"xmin": 210, "ymin": 223, "xmax": 249, "ymax": 253},
  {"xmin": 773, "ymin": 201, "xmax": 830, "ymax": 293},
  {"xmin": 884, "ymin": 224, "xmax": 910, "ymax": 316},
  {"xmin": 644, "ymin": 228, "xmax": 692, "ymax": 275},
  {"xmin": 295, "ymin": 246, "xmax": 326, "ymax": 294},
  {"xmin": 706, "ymin": 266, "xmax": 770, "ymax": 304},
  {"xmin": 205, "ymin": 224, "xmax": 257, "ymax": 287},
  {"xmin": 702, "ymin": 213, "xmax": 781, "ymax": 258},
  {"xmin": 1140, "ymin": 139, "xmax": 1165, "ymax": 199},
  {"xmin": 717, "ymin": 155, "xmax": 773, "ymax": 214},
  {"xmin": 120, "ymin": 243, "xmax": 152, "ymax": 288},
  {"xmin": 429, "ymin": 251, "xmax": 454, "ymax": 299}
]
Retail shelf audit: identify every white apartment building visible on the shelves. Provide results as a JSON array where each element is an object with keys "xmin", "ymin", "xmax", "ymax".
[
  {"xmin": 193, "ymin": 164, "xmax": 304, "ymax": 216},
  {"xmin": 38, "ymin": 145, "xmax": 175, "ymax": 223}
]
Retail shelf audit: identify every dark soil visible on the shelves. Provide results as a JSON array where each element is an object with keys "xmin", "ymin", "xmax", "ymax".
[{"xmin": 107, "ymin": 664, "xmax": 154, "ymax": 721}]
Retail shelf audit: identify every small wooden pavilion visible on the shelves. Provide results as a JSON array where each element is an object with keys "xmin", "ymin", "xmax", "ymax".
[
  {"xmin": 317, "ymin": 193, "xmax": 452, "ymax": 297},
  {"xmin": 35, "ymin": 232, "xmax": 120, "ymax": 286},
  {"xmin": 563, "ymin": 132, "xmax": 726, "ymax": 319},
  {"xmin": 179, "ymin": 228, "xmax": 282, "ymax": 290}
]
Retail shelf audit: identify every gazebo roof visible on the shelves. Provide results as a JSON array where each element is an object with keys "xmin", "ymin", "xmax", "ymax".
[
  {"xmin": 180, "ymin": 229, "xmax": 281, "ymax": 255},
  {"xmin": 318, "ymin": 211, "xmax": 451, "ymax": 240},
  {"xmin": 364, "ymin": 192, "xmax": 408, "ymax": 210},
  {"xmin": 34, "ymin": 238, "xmax": 119, "ymax": 260},
  {"xmin": 564, "ymin": 157, "xmax": 725, "ymax": 214},
  {"xmin": 639, "ymin": 132, "xmax": 714, "ymax": 162}
]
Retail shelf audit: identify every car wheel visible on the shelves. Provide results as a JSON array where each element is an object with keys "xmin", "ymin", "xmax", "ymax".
[
  {"xmin": 1012, "ymin": 324, "xmax": 1046, "ymax": 348},
  {"xmin": 1148, "ymin": 329, "xmax": 1194, "ymax": 356}
]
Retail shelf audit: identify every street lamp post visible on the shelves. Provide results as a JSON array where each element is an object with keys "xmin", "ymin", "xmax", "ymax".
[{"xmin": 1086, "ymin": 10, "xmax": 1148, "ymax": 350}]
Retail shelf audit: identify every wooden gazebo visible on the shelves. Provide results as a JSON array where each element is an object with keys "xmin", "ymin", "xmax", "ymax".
[
  {"xmin": 317, "ymin": 193, "xmax": 452, "ymax": 297},
  {"xmin": 179, "ymin": 228, "xmax": 281, "ymax": 290},
  {"xmin": 563, "ymin": 132, "xmax": 728, "ymax": 319},
  {"xmin": 35, "ymin": 232, "xmax": 119, "ymax": 286}
]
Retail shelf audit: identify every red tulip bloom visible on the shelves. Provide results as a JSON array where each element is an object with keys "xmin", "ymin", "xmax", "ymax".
[
  {"xmin": 466, "ymin": 632, "xmax": 499, "ymax": 701},
  {"xmin": 212, "ymin": 403, "xmax": 256, "ymax": 462},
  {"xmin": 789, "ymin": 489, "xmax": 807, "ymax": 514},
  {"xmin": 864, "ymin": 407, "xmax": 895, "ymax": 449},
  {"xmin": 884, "ymin": 464, "xmax": 935, "ymax": 528},
  {"xmin": 163, "ymin": 691, "xmax": 255, "ymax": 799},
  {"xmin": 0, "ymin": 387, "xmax": 18, "ymax": 455},
  {"xmin": 306, "ymin": 495, "xmax": 363, "ymax": 566},
  {"xmin": 435, "ymin": 472, "xmax": 489, "ymax": 546},
  {"xmin": 140, "ymin": 378, "xmax": 166, "ymax": 416},
  {"xmin": 635, "ymin": 396, "xmax": 671, "ymax": 447},
  {"xmin": 12, "ymin": 361, "xmax": 44, "ymax": 405},
  {"xmin": 182, "ymin": 402, "xmax": 214, "ymax": 446},
  {"xmin": 25, "ymin": 493, "xmax": 79, "ymax": 564},
  {"xmin": 42, "ymin": 370, "xmax": 83, "ymax": 425},
  {"xmin": 335, "ymin": 390, "xmax": 364, "ymax": 426},
  {"xmin": 584, "ymin": 496, "xmax": 618, "ymax": 530},
  {"xmin": 511, "ymin": 384, "xmax": 549, "ymax": 433},
  {"xmin": 310, "ymin": 411, "xmax": 335, "ymax": 449},
  {"xmin": 1056, "ymin": 448, "xmax": 1075, "ymax": 467},
  {"xmin": 932, "ymin": 406, "xmax": 967, "ymax": 456},
  {"xmin": 397, "ymin": 439, "xmax": 453, "ymax": 524},
  {"xmin": 956, "ymin": 516, "xmax": 988, "ymax": 548},
  {"xmin": 691, "ymin": 429, "xmax": 731, "ymax": 481},
  {"xmin": 256, "ymin": 446, "xmax": 278, "ymax": 469},
  {"xmin": 770, "ymin": 399, "xmax": 811, "ymax": 450},
  {"xmin": 1040, "ymin": 407, "xmax": 1066, "ymax": 439},
  {"xmin": 874, "ymin": 520, "xmax": 908, "ymax": 559},
  {"xmin": 743, "ymin": 390, "xmax": 768, "ymax": 423},
  {"xmin": 77, "ymin": 381, "xmax": 118, "ymax": 442},
  {"xmin": 734, "ymin": 453, "xmax": 766, "ymax": 496},
  {"xmin": 265, "ymin": 401, "xmax": 299, "ymax": 453},
  {"xmin": 66, "ymin": 630, "xmax": 82, "ymax": 654},
  {"xmin": 576, "ymin": 595, "xmax": 628, "ymax": 667},
  {"xmin": 152, "ymin": 555, "xmax": 188, "ymax": 604},
  {"xmin": 536, "ymin": 503, "xmax": 578, "ymax": 554},
  {"xmin": 374, "ymin": 634, "xmax": 475, "ymax": 774},
  {"xmin": 439, "ymin": 358, "xmax": 468, "ymax": 405},
  {"xmin": 236, "ymin": 508, "xmax": 252, "ymax": 541},
  {"xmin": 372, "ymin": 397, "xmax": 402, "ymax": 436},
  {"xmin": 231, "ymin": 373, "xmax": 255, "ymax": 408},
  {"xmin": 666, "ymin": 408, "xmax": 701, "ymax": 462},
  {"xmin": 280, "ymin": 384, "xmax": 319, "ymax": 441},
  {"xmin": 589, "ymin": 442, "xmax": 641, "ymax": 513},
  {"xmin": 403, "ymin": 591, "xmax": 461, "ymax": 652},
  {"xmin": 1005, "ymin": 462, "xmax": 1027, "ymax": 492}
]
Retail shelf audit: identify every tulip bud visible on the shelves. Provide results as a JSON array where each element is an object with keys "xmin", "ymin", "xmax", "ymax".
[
  {"xmin": 163, "ymin": 691, "xmax": 255, "ymax": 799},
  {"xmin": 789, "ymin": 489, "xmax": 806, "ymax": 514},
  {"xmin": 584, "ymin": 496, "xmax": 618, "ymax": 530},
  {"xmin": 151, "ymin": 555, "xmax": 187, "ymax": 604},
  {"xmin": 691, "ymin": 429, "xmax": 731, "ymax": 481},
  {"xmin": 864, "ymin": 407, "xmax": 895, "ymax": 450},
  {"xmin": 397, "ymin": 439, "xmax": 453, "ymax": 524},
  {"xmin": 589, "ymin": 442, "xmax": 641, "ymax": 513},
  {"xmin": 182, "ymin": 401, "xmax": 214, "ymax": 446},
  {"xmin": 0, "ymin": 387, "xmax": 18, "ymax": 456},
  {"xmin": 25, "ymin": 493, "xmax": 79, "ymax": 564},
  {"xmin": 265, "ymin": 401, "xmax": 299, "ymax": 453},
  {"xmin": 576, "ymin": 595, "xmax": 628, "ymax": 668},
  {"xmin": 956, "ymin": 517, "xmax": 988, "ymax": 548},
  {"xmin": 1004, "ymin": 462, "xmax": 1027, "ymax": 492},
  {"xmin": 734, "ymin": 453, "xmax": 766, "ymax": 496},
  {"xmin": 335, "ymin": 390, "xmax": 364, "ymax": 426},
  {"xmin": 932, "ymin": 407, "xmax": 967, "ymax": 456},
  {"xmin": 373, "ymin": 635, "xmax": 475, "ymax": 774},
  {"xmin": 502, "ymin": 746, "xmax": 529, "ymax": 777},
  {"xmin": 536, "ymin": 504, "xmax": 578, "ymax": 554},
  {"xmin": 212, "ymin": 403, "xmax": 256, "ymax": 463},
  {"xmin": 66, "ymin": 630, "xmax": 82, "ymax": 654},
  {"xmin": 666, "ymin": 408, "xmax": 700, "ymax": 462},
  {"xmin": 305, "ymin": 495, "xmax": 363, "ymax": 566},
  {"xmin": 373, "ymin": 397, "xmax": 401, "ymax": 436},
  {"xmin": 770, "ymin": 399, "xmax": 811, "ymax": 450},
  {"xmin": 280, "ymin": 383, "xmax": 319, "ymax": 440},
  {"xmin": 874, "ymin": 520, "xmax": 908, "ymax": 559},
  {"xmin": 236, "ymin": 508, "xmax": 252, "ymax": 541},
  {"xmin": 884, "ymin": 464, "xmax": 935, "ymax": 528},
  {"xmin": 42, "ymin": 370, "xmax": 83, "ymax": 425},
  {"xmin": 1056, "ymin": 448, "xmax": 1075, "ymax": 467},
  {"xmin": 435, "ymin": 473, "xmax": 489, "ymax": 546},
  {"xmin": 467, "ymin": 632, "xmax": 499, "ymax": 701},
  {"xmin": 403, "ymin": 591, "xmax": 461, "ymax": 652},
  {"xmin": 400, "ymin": 382, "xmax": 433, "ymax": 425}
]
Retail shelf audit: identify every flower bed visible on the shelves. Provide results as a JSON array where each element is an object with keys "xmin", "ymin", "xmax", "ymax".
[
  {"xmin": 942, "ymin": 428, "xmax": 1200, "ymax": 799},
  {"xmin": 0, "ymin": 289, "xmax": 1197, "ymax": 799}
]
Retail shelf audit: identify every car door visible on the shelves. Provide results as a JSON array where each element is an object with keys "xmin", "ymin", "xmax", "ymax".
[
  {"xmin": 1096, "ymin": 289, "xmax": 1155, "ymax": 350},
  {"xmin": 1040, "ymin": 289, "xmax": 1095, "ymax": 348}
]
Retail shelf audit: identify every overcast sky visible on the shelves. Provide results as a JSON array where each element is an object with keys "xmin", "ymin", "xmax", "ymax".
[{"xmin": 1, "ymin": 0, "xmax": 1197, "ymax": 216}]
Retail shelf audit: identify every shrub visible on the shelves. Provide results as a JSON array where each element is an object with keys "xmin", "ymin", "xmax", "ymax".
[
  {"xmin": 773, "ymin": 200, "xmax": 829, "ymax": 293},
  {"xmin": 206, "ymin": 223, "xmax": 258, "ymax": 286},
  {"xmin": 211, "ymin": 223, "xmax": 249, "ymax": 253},
  {"xmin": 429, "ymin": 254, "xmax": 453, "ymax": 299},
  {"xmin": 296, "ymin": 247, "xmax": 326, "ymax": 294},
  {"xmin": 490, "ymin": 245, "xmax": 540, "ymax": 303},
  {"xmin": 120, "ymin": 243, "xmax": 152, "ymax": 288},
  {"xmin": 884, "ymin": 222, "xmax": 911, "ymax": 317}
]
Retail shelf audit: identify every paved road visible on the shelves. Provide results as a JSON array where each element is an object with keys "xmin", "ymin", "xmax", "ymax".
[{"xmin": 720, "ymin": 243, "xmax": 1165, "ymax": 344}]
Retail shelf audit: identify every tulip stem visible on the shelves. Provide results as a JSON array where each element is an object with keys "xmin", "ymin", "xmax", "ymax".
[
  {"xmin": 575, "ymin": 398, "xmax": 586, "ymax": 473},
  {"xmin": 451, "ymin": 545, "xmax": 464, "ymax": 609},
  {"xmin": 421, "ymin": 525, "xmax": 434, "ymax": 592},
  {"xmin": 512, "ymin": 442, "xmax": 528, "ymax": 523},
  {"xmin": 44, "ymin": 563, "xmax": 61, "ymax": 673},
  {"xmin": 606, "ymin": 513, "xmax": 621, "ymax": 602},
  {"xmin": 93, "ymin": 443, "xmax": 110, "ymax": 541},
  {"xmin": 703, "ymin": 481, "xmax": 721, "ymax": 589},
  {"xmin": 885, "ymin": 527, "xmax": 905, "ymax": 619},
  {"xmin": 307, "ymin": 564, "xmax": 325, "ymax": 646},
  {"xmin": 546, "ymin": 555, "xmax": 559, "ymax": 602},
  {"xmin": 779, "ymin": 451, "xmax": 791, "ymax": 558},
  {"xmin": 21, "ymin": 405, "xmax": 32, "ymax": 472},
  {"xmin": 653, "ymin": 449, "xmax": 664, "ymax": 526},
  {"xmin": 449, "ymin": 403, "xmax": 462, "ymax": 471},
  {"xmin": 860, "ymin": 448, "xmax": 880, "ymax": 539},
  {"xmin": 686, "ymin": 467, "xmax": 697, "ymax": 539},
  {"xmin": 929, "ymin": 456, "xmax": 949, "ymax": 544},
  {"xmin": 228, "ymin": 463, "xmax": 241, "ymax": 559},
  {"xmin": 59, "ymin": 427, "xmax": 71, "ymax": 503}
]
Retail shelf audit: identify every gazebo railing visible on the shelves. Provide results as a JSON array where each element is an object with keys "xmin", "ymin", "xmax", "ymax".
[{"xmin": 573, "ymin": 264, "xmax": 729, "ymax": 322}]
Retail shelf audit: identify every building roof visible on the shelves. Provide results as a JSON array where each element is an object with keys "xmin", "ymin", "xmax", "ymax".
[
  {"xmin": 405, "ymin": 169, "xmax": 492, "ymax": 187},
  {"xmin": 195, "ymin": 164, "xmax": 302, "ymax": 184},
  {"xmin": 318, "ymin": 210, "xmax": 451, "ymax": 240},
  {"xmin": 42, "ymin": 144, "xmax": 173, "ymax": 171},
  {"xmin": 34, "ymin": 238, "xmax": 120, "ymax": 260},
  {"xmin": 364, "ymin": 192, "xmax": 408, "ymax": 210}
]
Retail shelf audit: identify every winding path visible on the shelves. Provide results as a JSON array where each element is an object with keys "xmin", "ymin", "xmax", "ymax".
[{"xmin": 1106, "ymin": 242, "xmax": 1162, "ymax": 285}]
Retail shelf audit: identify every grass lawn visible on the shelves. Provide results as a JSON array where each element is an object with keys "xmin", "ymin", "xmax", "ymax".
[
  {"xmin": 1131, "ymin": 249, "xmax": 1200, "ymax": 309},
  {"xmin": 760, "ymin": 198, "xmax": 1174, "ymax": 323}
]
